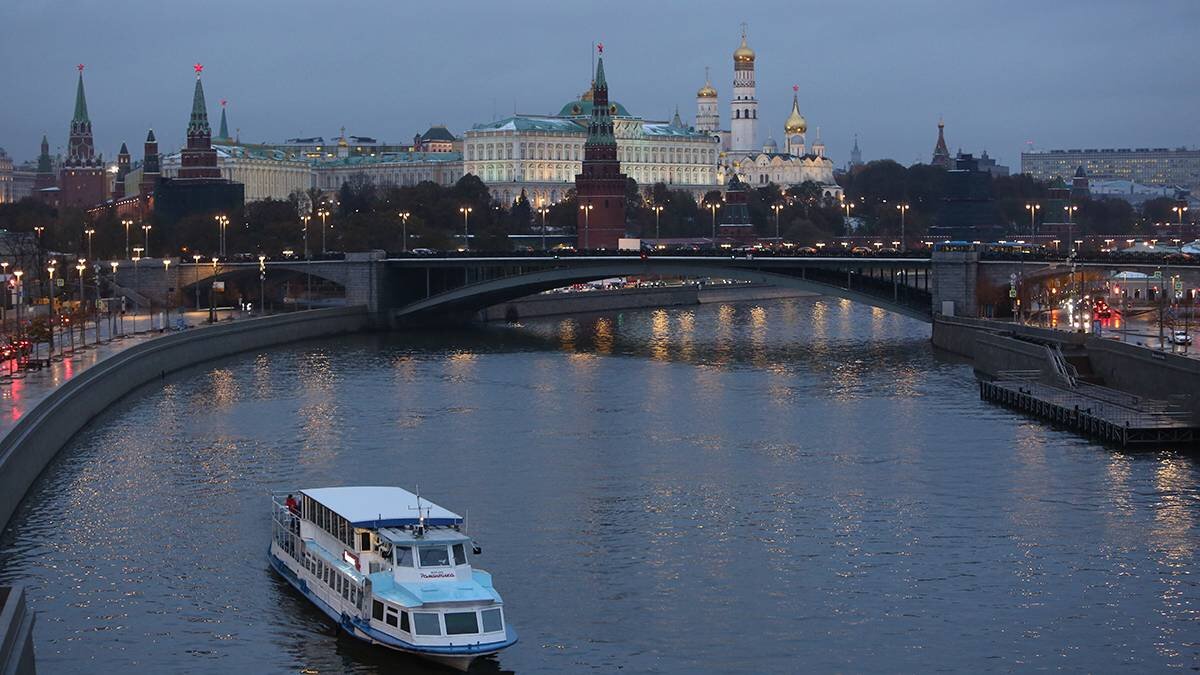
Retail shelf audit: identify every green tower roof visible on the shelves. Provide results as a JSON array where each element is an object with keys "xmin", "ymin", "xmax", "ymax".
[
  {"xmin": 188, "ymin": 75, "xmax": 211, "ymax": 135},
  {"xmin": 218, "ymin": 105, "xmax": 229, "ymax": 139},
  {"xmin": 73, "ymin": 71, "xmax": 89, "ymax": 123}
]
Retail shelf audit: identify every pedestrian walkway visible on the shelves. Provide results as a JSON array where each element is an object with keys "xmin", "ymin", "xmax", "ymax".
[{"xmin": 0, "ymin": 309, "xmax": 247, "ymax": 440}]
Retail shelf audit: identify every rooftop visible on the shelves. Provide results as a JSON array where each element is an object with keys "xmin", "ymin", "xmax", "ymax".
[{"xmin": 300, "ymin": 486, "xmax": 463, "ymax": 527}]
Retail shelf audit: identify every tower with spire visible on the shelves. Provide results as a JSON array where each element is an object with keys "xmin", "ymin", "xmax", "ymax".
[
  {"xmin": 140, "ymin": 129, "xmax": 160, "ymax": 198},
  {"xmin": 574, "ymin": 44, "xmax": 627, "ymax": 249},
  {"xmin": 113, "ymin": 142, "xmax": 131, "ymax": 199},
  {"xmin": 729, "ymin": 24, "xmax": 758, "ymax": 154},
  {"xmin": 215, "ymin": 99, "xmax": 232, "ymax": 144},
  {"xmin": 33, "ymin": 134, "xmax": 56, "ymax": 192},
  {"xmin": 695, "ymin": 66, "xmax": 720, "ymax": 136},
  {"xmin": 59, "ymin": 65, "xmax": 108, "ymax": 207},
  {"xmin": 850, "ymin": 134, "xmax": 863, "ymax": 168},
  {"xmin": 932, "ymin": 118, "xmax": 952, "ymax": 168},
  {"xmin": 784, "ymin": 85, "xmax": 807, "ymax": 157},
  {"xmin": 179, "ymin": 64, "xmax": 221, "ymax": 179}
]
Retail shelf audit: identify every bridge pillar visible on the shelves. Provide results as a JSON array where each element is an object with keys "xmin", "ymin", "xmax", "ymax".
[
  {"xmin": 931, "ymin": 249, "xmax": 979, "ymax": 318},
  {"xmin": 343, "ymin": 251, "xmax": 386, "ymax": 321}
]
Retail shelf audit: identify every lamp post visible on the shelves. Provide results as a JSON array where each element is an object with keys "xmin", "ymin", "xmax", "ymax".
[
  {"xmin": 109, "ymin": 261, "xmax": 118, "ymax": 338},
  {"xmin": 1064, "ymin": 205, "xmax": 1078, "ymax": 257},
  {"xmin": 706, "ymin": 202, "xmax": 720, "ymax": 247},
  {"xmin": 1172, "ymin": 205, "xmax": 1189, "ymax": 239},
  {"xmin": 191, "ymin": 254, "xmax": 202, "ymax": 313},
  {"xmin": 46, "ymin": 265, "xmax": 57, "ymax": 355},
  {"xmin": 215, "ymin": 214, "xmax": 229, "ymax": 257},
  {"xmin": 397, "ymin": 211, "xmax": 411, "ymax": 252},
  {"xmin": 74, "ymin": 263, "xmax": 85, "ymax": 345},
  {"xmin": 537, "ymin": 205, "xmax": 549, "ymax": 251},
  {"xmin": 896, "ymin": 203, "xmax": 910, "ymax": 252},
  {"xmin": 121, "ymin": 219, "xmax": 133, "ymax": 259},
  {"xmin": 258, "ymin": 255, "xmax": 266, "ymax": 315},
  {"xmin": 210, "ymin": 257, "xmax": 218, "ymax": 323},
  {"xmin": 92, "ymin": 263, "xmax": 101, "ymax": 344},
  {"xmin": 13, "ymin": 270, "xmax": 22, "ymax": 334},
  {"xmin": 84, "ymin": 228, "xmax": 95, "ymax": 261},
  {"xmin": 577, "ymin": 203, "xmax": 592, "ymax": 250},
  {"xmin": 142, "ymin": 224, "xmax": 152, "ymax": 257},
  {"xmin": 459, "ymin": 206, "xmax": 473, "ymax": 251},
  {"xmin": 317, "ymin": 208, "xmax": 329, "ymax": 254},
  {"xmin": 132, "ymin": 249, "xmax": 142, "ymax": 332},
  {"xmin": 1024, "ymin": 203, "xmax": 1040, "ymax": 238},
  {"xmin": 300, "ymin": 215, "xmax": 311, "ymax": 259},
  {"xmin": 771, "ymin": 203, "xmax": 783, "ymax": 241},
  {"xmin": 652, "ymin": 204, "xmax": 664, "ymax": 241},
  {"xmin": 162, "ymin": 259, "xmax": 171, "ymax": 330}
]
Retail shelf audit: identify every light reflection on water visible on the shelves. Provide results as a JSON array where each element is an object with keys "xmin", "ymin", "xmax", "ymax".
[{"xmin": 0, "ymin": 296, "xmax": 1197, "ymax": 673}]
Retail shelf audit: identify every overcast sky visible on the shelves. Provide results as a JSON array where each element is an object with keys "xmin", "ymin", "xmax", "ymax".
[{"xmin": 2, "ymin": 0, "xmax": 1197, "ymax": 171}]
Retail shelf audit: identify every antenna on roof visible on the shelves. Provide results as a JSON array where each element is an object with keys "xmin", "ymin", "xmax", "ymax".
[{"xmin": 409, "ymin": 485, "xmax": 430, "ymax": 538}]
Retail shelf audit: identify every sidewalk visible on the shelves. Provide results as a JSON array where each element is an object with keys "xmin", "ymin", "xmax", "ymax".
[{"xmin": 0, "ymin": 308, "xmax": 248, "ymax": 440}]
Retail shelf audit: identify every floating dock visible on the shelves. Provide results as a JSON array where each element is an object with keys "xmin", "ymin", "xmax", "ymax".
[{"xmin": 980, "ymin": 373, "xmax": 1199, "ymax": 447}]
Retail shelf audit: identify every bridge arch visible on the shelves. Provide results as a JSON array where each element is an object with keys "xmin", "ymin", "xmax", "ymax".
[{"xmin": 392, "ymin": 261, "xmax": 932, "ymax": 323}]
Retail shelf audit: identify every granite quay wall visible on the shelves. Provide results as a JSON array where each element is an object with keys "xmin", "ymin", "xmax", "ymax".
[
  {"xmin": 0, "ymin": 307, "xmax": 370, "ymax": 533},
  {"xmin": 0, "ymin": 585, "xmax": 35, "ymax": 675},
  {"xmin": 476, "ymin": 284, "xmax": 813, "ymax": 322},
  {"xmin": 933, "ymin": 315, "xmax": 1200, "ymax": 421}
]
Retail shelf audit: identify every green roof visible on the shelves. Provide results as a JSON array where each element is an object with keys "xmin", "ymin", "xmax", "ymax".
[
  {"xmin": 473, "ymin": 116, "xmax": 583, "ymax": 133},
  {"xmin": 73, "ymin": 72, "xmax": 89, "ymax": 123},
  {"xmin": 310, "ymin": 151, "xmax": 463, "ymax": 167},
  {"xmin": 557, "ymin": 97, "xmax": 630, "ymax": 118}
]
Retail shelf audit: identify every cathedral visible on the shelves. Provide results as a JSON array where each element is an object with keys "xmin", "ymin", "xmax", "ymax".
[{"xmin": 699, "ymin": 28, "xmax": 842, "ymax": 199}]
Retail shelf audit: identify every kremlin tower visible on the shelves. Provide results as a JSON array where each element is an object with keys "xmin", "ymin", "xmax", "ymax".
[
  {"xmin": 113, "ymin": 142, "xmax": 130, "ymax": 200},
  {"xmin": 140, "ymin": 129, "xmax": 160, "ymax": 197},
  {"xmin": 729, "ymin": 25, "xmax": 758, "ymax": 154},
  {"xmin": 932, "ymin": 118, "xmax": 952, "ymax": 168},
  {"xmin": 33, "ymin": 135, "xmax": 56, "ymax": 194},
  {"xmin": 179, "ymin": 64, "xmax": 221, "ymax": 179},
  {"xmin": 574, "ymin": 44, "xmax": 627, "ymax": 250},
  {"xmin": 59, "ymin": 65, "xmax": 107, "ymax": 208}
]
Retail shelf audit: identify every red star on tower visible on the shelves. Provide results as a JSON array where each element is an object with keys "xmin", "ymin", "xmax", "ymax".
[
  {"xmin": 77, "ymin": 63, "xmax": 85, "ymax": 72},
  {"xmin": 193, "ymin": 63, "xmax": 204, "ymax": 75}
]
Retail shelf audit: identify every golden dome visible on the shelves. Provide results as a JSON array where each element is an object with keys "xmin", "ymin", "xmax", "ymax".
[
  {"xmin": 784, "ymin": 95, "xmax": 807, "ymax": 135},
  {"xmin": 733, "ymin": 34, "xmax": 755, "ymax": 62},
  {"xmin": 697, "ymin": 81, "xmax": 717, "ymax": 98}
]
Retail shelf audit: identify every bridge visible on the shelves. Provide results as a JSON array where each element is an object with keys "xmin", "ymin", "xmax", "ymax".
[{"xmin": 127, "ymin": 248, "xmax": 1200, "ymax": 327}]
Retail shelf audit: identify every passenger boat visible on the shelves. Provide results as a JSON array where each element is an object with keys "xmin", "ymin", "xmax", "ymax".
[{"xmin": 268, "ymin": 486, "xmax": 517, "ymax": 671}]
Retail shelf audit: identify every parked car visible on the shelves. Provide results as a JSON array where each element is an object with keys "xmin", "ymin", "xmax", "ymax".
[
  {"xmin": 410, "ymin": 248, "xmax": 437, "ymax": 255},
  {"xmin": 1169, "ymin": 330, "xmax": 1192, "ymax": 345}
]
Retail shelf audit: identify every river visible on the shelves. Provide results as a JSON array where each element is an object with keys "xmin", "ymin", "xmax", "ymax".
[{"xmin": 1, "ymin": 296, "xmax": 1197, "ymax": 673}]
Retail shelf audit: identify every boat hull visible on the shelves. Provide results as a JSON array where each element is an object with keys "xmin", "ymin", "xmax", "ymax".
[{"xmin": 268, "ymin": 545, "xmax": 514, "ymax": 671}]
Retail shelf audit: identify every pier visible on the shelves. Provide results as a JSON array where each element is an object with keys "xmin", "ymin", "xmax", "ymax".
[{"xmin": 980, "ymin": 373, "xmax": 1198, "ymax": 448}]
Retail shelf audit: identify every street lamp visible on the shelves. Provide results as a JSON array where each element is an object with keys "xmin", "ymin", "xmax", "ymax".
[
  {"xmin": 1024, "ymin": 203, "xmax": 1041, "ymax": 237},
  {"xmin": 108, "ymin": 261, "xmax": 118, "ymax": 338},
  {"xmin": 132, "ymin": 249, "xmax": 142, "ymax": 330},
  {"xmin": 459, "ymin": 206, "xmax": 473, "ymax": 251},
  {"xmin": 317, "ymin": 208, "xmax": 329, "ymax": 254},
  {"xmin": 706, "ymin": 202, "xmax": 720, "ymax": 247},
  {"xmin": 215, "ymin": 214, "xmax": 229, "ymax": 257},
  {"xmin": 75, "ymin": 263, "xmax": 85, "ymax": 343},
  {"xmin": 537, "ymin": 203, "xmax": 549, "ymax": 251},
  {"xmin": 142, "ymin": 224, "xmax": 152, "ymax": 256},
  {"xmin": 770, "ymin": 203, "xmax": 783, "ymax": 241},
  {"xmin": 191, "ymin": 253, "xmax": 202, "ymax": 311},
  {"xmin": 258, "ymin": 254, "xmax": 266, "ymax": 315},
  {"xmin": 121, "ymin": 219, "xmax": 133, "ymax": 260},
  {"xmin": 577, "ymin": 203, "xmax": 592, "ymax": 250},
  {"xmin": 84, "ymin": 228, "xmax": 95, "ymax": 261},
  {"xmin": 1063, "ymin": 205, "xmax": 1079, "ymax": 257},
  {"xmin": 398, "ymin": 211, "xmax": 411, "ymax": 252},
  {"xmin": 300, "ymin": 214, "xmax": 311, "ymax": 259},
  {"xmin": 12, "ymin": 270, "xmax": 23, "ymax": 331},
  {"xmin": 1172, "ymin": 205, "xmax": 1188, "ymax": 237},
  {"xmin": 896, "ymin": 203, "xmax": 910, "ymax": 252},
  {"xmin": 162, "ymin": 259, "xmax": 171, "ymax": 329},
  {"xmin": 652, "ymin": 204, "xmax": 664, "ymax": 241},
  {"xmin": 843, "ymin": 200, "xmax": 854, "ymax": 220},
  {"xmin": 210, "ymin": 257, "xmax": 219, "ymax": 323}
]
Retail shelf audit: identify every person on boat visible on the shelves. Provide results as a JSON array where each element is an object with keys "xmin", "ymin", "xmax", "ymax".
[{"xmin": 285, "ymin": 494, "xmax": 298, "ymax": 513}]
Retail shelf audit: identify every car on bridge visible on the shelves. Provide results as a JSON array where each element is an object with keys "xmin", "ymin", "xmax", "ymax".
[{"xmin": 1169, "ymin": 330, "xmax": 1193, "ymax": 345}]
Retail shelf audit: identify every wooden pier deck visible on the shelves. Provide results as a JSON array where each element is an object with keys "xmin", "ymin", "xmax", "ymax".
[{"xmin": 980, "ymin": 374, "xmax": 1198, "ymax": 448}]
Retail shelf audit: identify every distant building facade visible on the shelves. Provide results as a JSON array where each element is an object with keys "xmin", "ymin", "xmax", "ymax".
[
  {"xmin": 1021, "ymin": 147, "xmax": 1200, "ymax": 191},
  {"xmin": 0, "ymin": 148, "xmax": 12, "ymax": 204}
]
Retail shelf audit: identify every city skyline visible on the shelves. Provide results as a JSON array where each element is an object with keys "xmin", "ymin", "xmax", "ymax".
[{"xmin": 2, "ymin": 0, "xmax": 1198, "ymax": 170}]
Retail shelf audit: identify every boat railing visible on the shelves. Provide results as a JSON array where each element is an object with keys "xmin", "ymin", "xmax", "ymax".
[{"xmin": 270, "ymin": 492, "xmax": 304, "ymax": 563}]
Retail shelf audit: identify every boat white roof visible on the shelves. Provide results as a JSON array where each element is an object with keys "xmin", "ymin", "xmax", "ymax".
[{"xmin": 300, "ymin": 486, "xmax": 462, "ymax": 527}]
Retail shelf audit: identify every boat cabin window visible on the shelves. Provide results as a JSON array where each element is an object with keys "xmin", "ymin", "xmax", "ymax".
[
  {"xmin": 372, "ymin": 600, "xmax": 384, "ymax": 621},
  {"xmin": 385, "ymin": 608, "xmax": 398, "ymax": 627},
  {"xmin": 400, "ymin": 611, "xmax": 411, "ymax": 633},
  {"xmin": 395, "ymin": 546, "xmax": 414, "ymax": 567},
  {"xmin": 359, "ymin": 532, "xmax": 371, "ymax": 552},
  {"xmin": 418, "ymin": 546, "xmax": 450, "ymax": 568},
  {"xmin": 452, "ymin": 543, "xmax": 466, "ymax": 565},
  {"xmin": 445, "ymin": 611, "xmax": 479, "ymax": 635},
  {"xmin": 482, "ymin": 608, "xmax": 503, "ymax": 633},
  {"xmin": 413, "ymin": 612, "xmax": 441, "ymax": 636}
]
